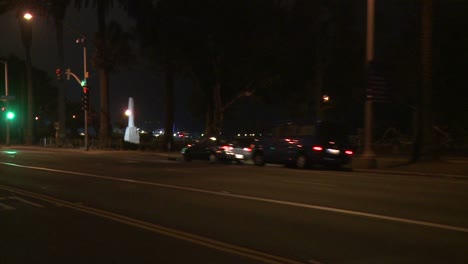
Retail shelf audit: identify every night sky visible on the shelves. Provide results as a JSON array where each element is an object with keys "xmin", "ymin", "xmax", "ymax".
[{"xmin": 0, "ymin": 6, "xmax": 191, "ymax": 130}]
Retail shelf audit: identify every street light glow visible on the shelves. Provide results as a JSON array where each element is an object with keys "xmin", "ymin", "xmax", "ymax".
[
  {"xmin": 125, "ymin": 109, "xmax": 131, "ymax": 116},
  {"xmin": 23, "ymin": 12, "xmax": 33, "ymax": 20},
  {"xmin": 322, "ymin": 94, "xmax": 330, "ymax": 102}
]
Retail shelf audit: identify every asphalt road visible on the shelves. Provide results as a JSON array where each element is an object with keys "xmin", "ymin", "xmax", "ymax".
[{"xmin": 1, "ymin": 148, "xmax": 468, "ymax": 263}]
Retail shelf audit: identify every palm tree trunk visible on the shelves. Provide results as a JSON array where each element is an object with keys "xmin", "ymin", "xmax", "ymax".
[
  {"xmin": 97, "ymin": 2, "xmax": 110, "ymax": 148},
  {"xmin": 99, "ymin": 68, "xmax": 110, "ymax": 148},
  {"xmin": 163, "ymin": 64, "xmax": 174, "ymax": 151},
  {"xmin": 412, "ymin": 0, "xmax": 434, "ymax": 162},
  {"xmin": 20, "ymin": 18, "xmax": 34, "ymax": 145},
  {"xmin": 55, "ymin": 20, "xmax": 66, "ymax": 147},
  {"xmin": 213, "ymin": 81, "xmax": 222, "ymax": 134}
]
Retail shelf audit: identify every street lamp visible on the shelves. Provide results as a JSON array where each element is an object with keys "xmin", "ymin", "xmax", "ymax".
[
  {"xmin": 23, "ymin": 12, "xmax": 33, "ymax": 20},
  {"xmin": 0, "ymin": 60, "xmax": 11, "ymax": 146},
  {"xmin": 322, "ymin": 94, "xmax": 330, "ymax": 103},
  {"xmin": 24, "ymin": 12, "xmax": 89, "ymax": 150}
]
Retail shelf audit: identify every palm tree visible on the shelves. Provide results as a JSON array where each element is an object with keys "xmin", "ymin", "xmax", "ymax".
[
  {"xmin": 47, "ymin": 0, "xmax": 71, "ymax": 147},
  {"xmin": 0, "ymin": 1, "xmax": 35, "ymax": 144},
  {"xmin": 130, "ymin": 0, "xmax": 284, "ymax": 139},
  {"xmin": 1, "ymin": 0, "xmax": 70, "ymax": 145}
]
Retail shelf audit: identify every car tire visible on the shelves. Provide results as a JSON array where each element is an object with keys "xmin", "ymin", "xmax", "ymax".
[
  {"xmin": 296, "ymin": 154, "xmax": 308, "ymax": 169},
  {"xmin": 209, "ymin": 153, "xmax": 218, "ymax": 164},
  {"xmin": 253, "ymin": 153, "xmax": 265, "ymax": 166},
  {"xmin": 183, "ymin": 152, "xmax": 192, "ymax": 162}
]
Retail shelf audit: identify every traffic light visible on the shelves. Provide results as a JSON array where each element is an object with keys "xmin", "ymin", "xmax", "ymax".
[
  {"xmin": 56, "ymin": 68, "xmax": 61, "ymax": 80},
  {"xmin": 82, "ymin": 86, "xmax": 89, "ymax": 111},
  {"xmin": 6, "ymin": 110, "xmax": 15, "ymax": 120},
  {"xmin": 1, "ymin": 106, "xmax": 14, "ymax": 120}
]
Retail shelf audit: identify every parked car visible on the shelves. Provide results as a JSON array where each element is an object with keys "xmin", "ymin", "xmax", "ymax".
[
  {"xmin": 251, "ymin": 121, "xmax": 354, "ymax": 169},
  {"xmin": 228, "ymin": 137, "xmax": 255, "ymax": 161},
  {"xmin": 181, "ymin": 136, "xmax": 253, "ymax": 163}
]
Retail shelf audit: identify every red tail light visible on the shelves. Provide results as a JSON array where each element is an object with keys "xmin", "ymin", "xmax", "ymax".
[
  {"xmin": 345, "ymin": 150, "xmax": 354, "ymax": 155},
  {"xmin": 243, "ymin": 147, "xmax": 252, "ymax": 152},
  {"xmin": 221, "ymin": 145, "xmax": 233, "ymax": 151},
  {"xmin": 312, "ymin": 146, "xmax": 323, "ymax": 151}
]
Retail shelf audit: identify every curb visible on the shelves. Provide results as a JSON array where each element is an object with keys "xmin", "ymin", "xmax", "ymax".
[{"xmin": 354, "ymin": 169, "xmax": 468, "ymax": 180}]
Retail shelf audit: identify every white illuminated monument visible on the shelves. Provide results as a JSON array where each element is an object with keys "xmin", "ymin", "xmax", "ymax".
[{"xmin": 124, "ymin": 97, "xmax": 140, "ymax": 144}]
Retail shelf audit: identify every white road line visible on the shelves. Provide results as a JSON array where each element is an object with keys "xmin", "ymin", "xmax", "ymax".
[
  {"xmin": 9, "ymin": 196, "xmax": 44, "ymax": 208},
  {"xmin": 0, "ymin": 202, "xmax": 15, "ymax": 210},
  {"xmin": 0, "ymin": 184, "xmax": 306, "ymax": 264},
  {"xmin": 2, "ymin": 161, "xmax": 468, "ymax": 234}
]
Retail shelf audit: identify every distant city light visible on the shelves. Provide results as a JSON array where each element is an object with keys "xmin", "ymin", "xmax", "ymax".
[{"xmin": 35, "ymin": 116, "xmax": 39, "ymax": 120}]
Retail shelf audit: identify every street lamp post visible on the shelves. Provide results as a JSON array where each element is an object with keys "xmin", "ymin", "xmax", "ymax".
[
  {"xmin": 1, "ymin": 60, "xmax": 10, "ymax": 146},
  {"xmin": 362, "ymin": 0, "xmax": 377, "ymax": 167},
  {"xmin": 24, "ymin": 11, "xmax": 89, "ymax": 150}
]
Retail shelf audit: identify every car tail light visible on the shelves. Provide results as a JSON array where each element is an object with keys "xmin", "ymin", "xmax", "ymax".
[
  {"xmin": 243, "ymin": 147, "xmax": 252, "ymax": 152},
  {"xmin": 345, "ymin": 150, "xmax": 354, "ymax": 155},
  {"xmin": 221, "ymin": 145, "xmax": 233, "ymax": 151},
  {"xmin": 312, "ymin": 146, "xmax": 323, "ymax": 151}
]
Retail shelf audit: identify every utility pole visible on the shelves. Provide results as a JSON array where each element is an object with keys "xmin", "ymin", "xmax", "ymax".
[
  {"xmin": 362, "ymin": 0, "xmax": 377, "ymax": 168},
  {"xmin": 1, "ymin": 60, "xmax": 10, "ymax": 146}
]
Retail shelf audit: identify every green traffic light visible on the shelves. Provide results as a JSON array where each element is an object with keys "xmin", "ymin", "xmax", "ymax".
[{"xmin": 6, "ymin": 111, "xmax": 14, "ymax": 120}]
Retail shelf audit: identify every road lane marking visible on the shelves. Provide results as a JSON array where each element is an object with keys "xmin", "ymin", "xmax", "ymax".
[
  {"xmin": 0, "ymin": 184, "xmax": 306, "ymax": 264},
  {"xmin": 0, "ymin": 195, "xmax": 45, "ymax": 209},
  {"xmin": 282, "ymin": 180, "xmax": 337, "ymax": 187},
  {"xmin": 9, "ymin": 196, "xmax": 44, "ymax": 208},
  {"xmin": 0, "ymin": 202, "xmax": 15, "ymax": 210},
  {"xmin": 2, "ymin": 161, "xmax": 468, "ymax": 234}
]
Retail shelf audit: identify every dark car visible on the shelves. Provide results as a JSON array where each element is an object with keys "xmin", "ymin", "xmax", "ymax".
[
  {"xmin": 181, "ymin": 136, "xmax": 253, "ymax": 163},
  {"xmin": 251, "ymin": 121, "xmax": 354, "ymax": 169}
]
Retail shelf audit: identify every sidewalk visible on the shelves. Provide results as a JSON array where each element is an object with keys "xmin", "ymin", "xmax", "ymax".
[{"xmin": 352, "ymin": 155, "xmax": 468, "ymax": 179}]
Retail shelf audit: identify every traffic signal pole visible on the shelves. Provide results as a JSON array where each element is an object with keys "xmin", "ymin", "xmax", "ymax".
[
  {"xmin": 82, "ymin": 37, "xmax": 89, "ymax": 151},
  {"xmin": 63, "ymin": 36, "xmax": 89, "ymax": 151}
]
